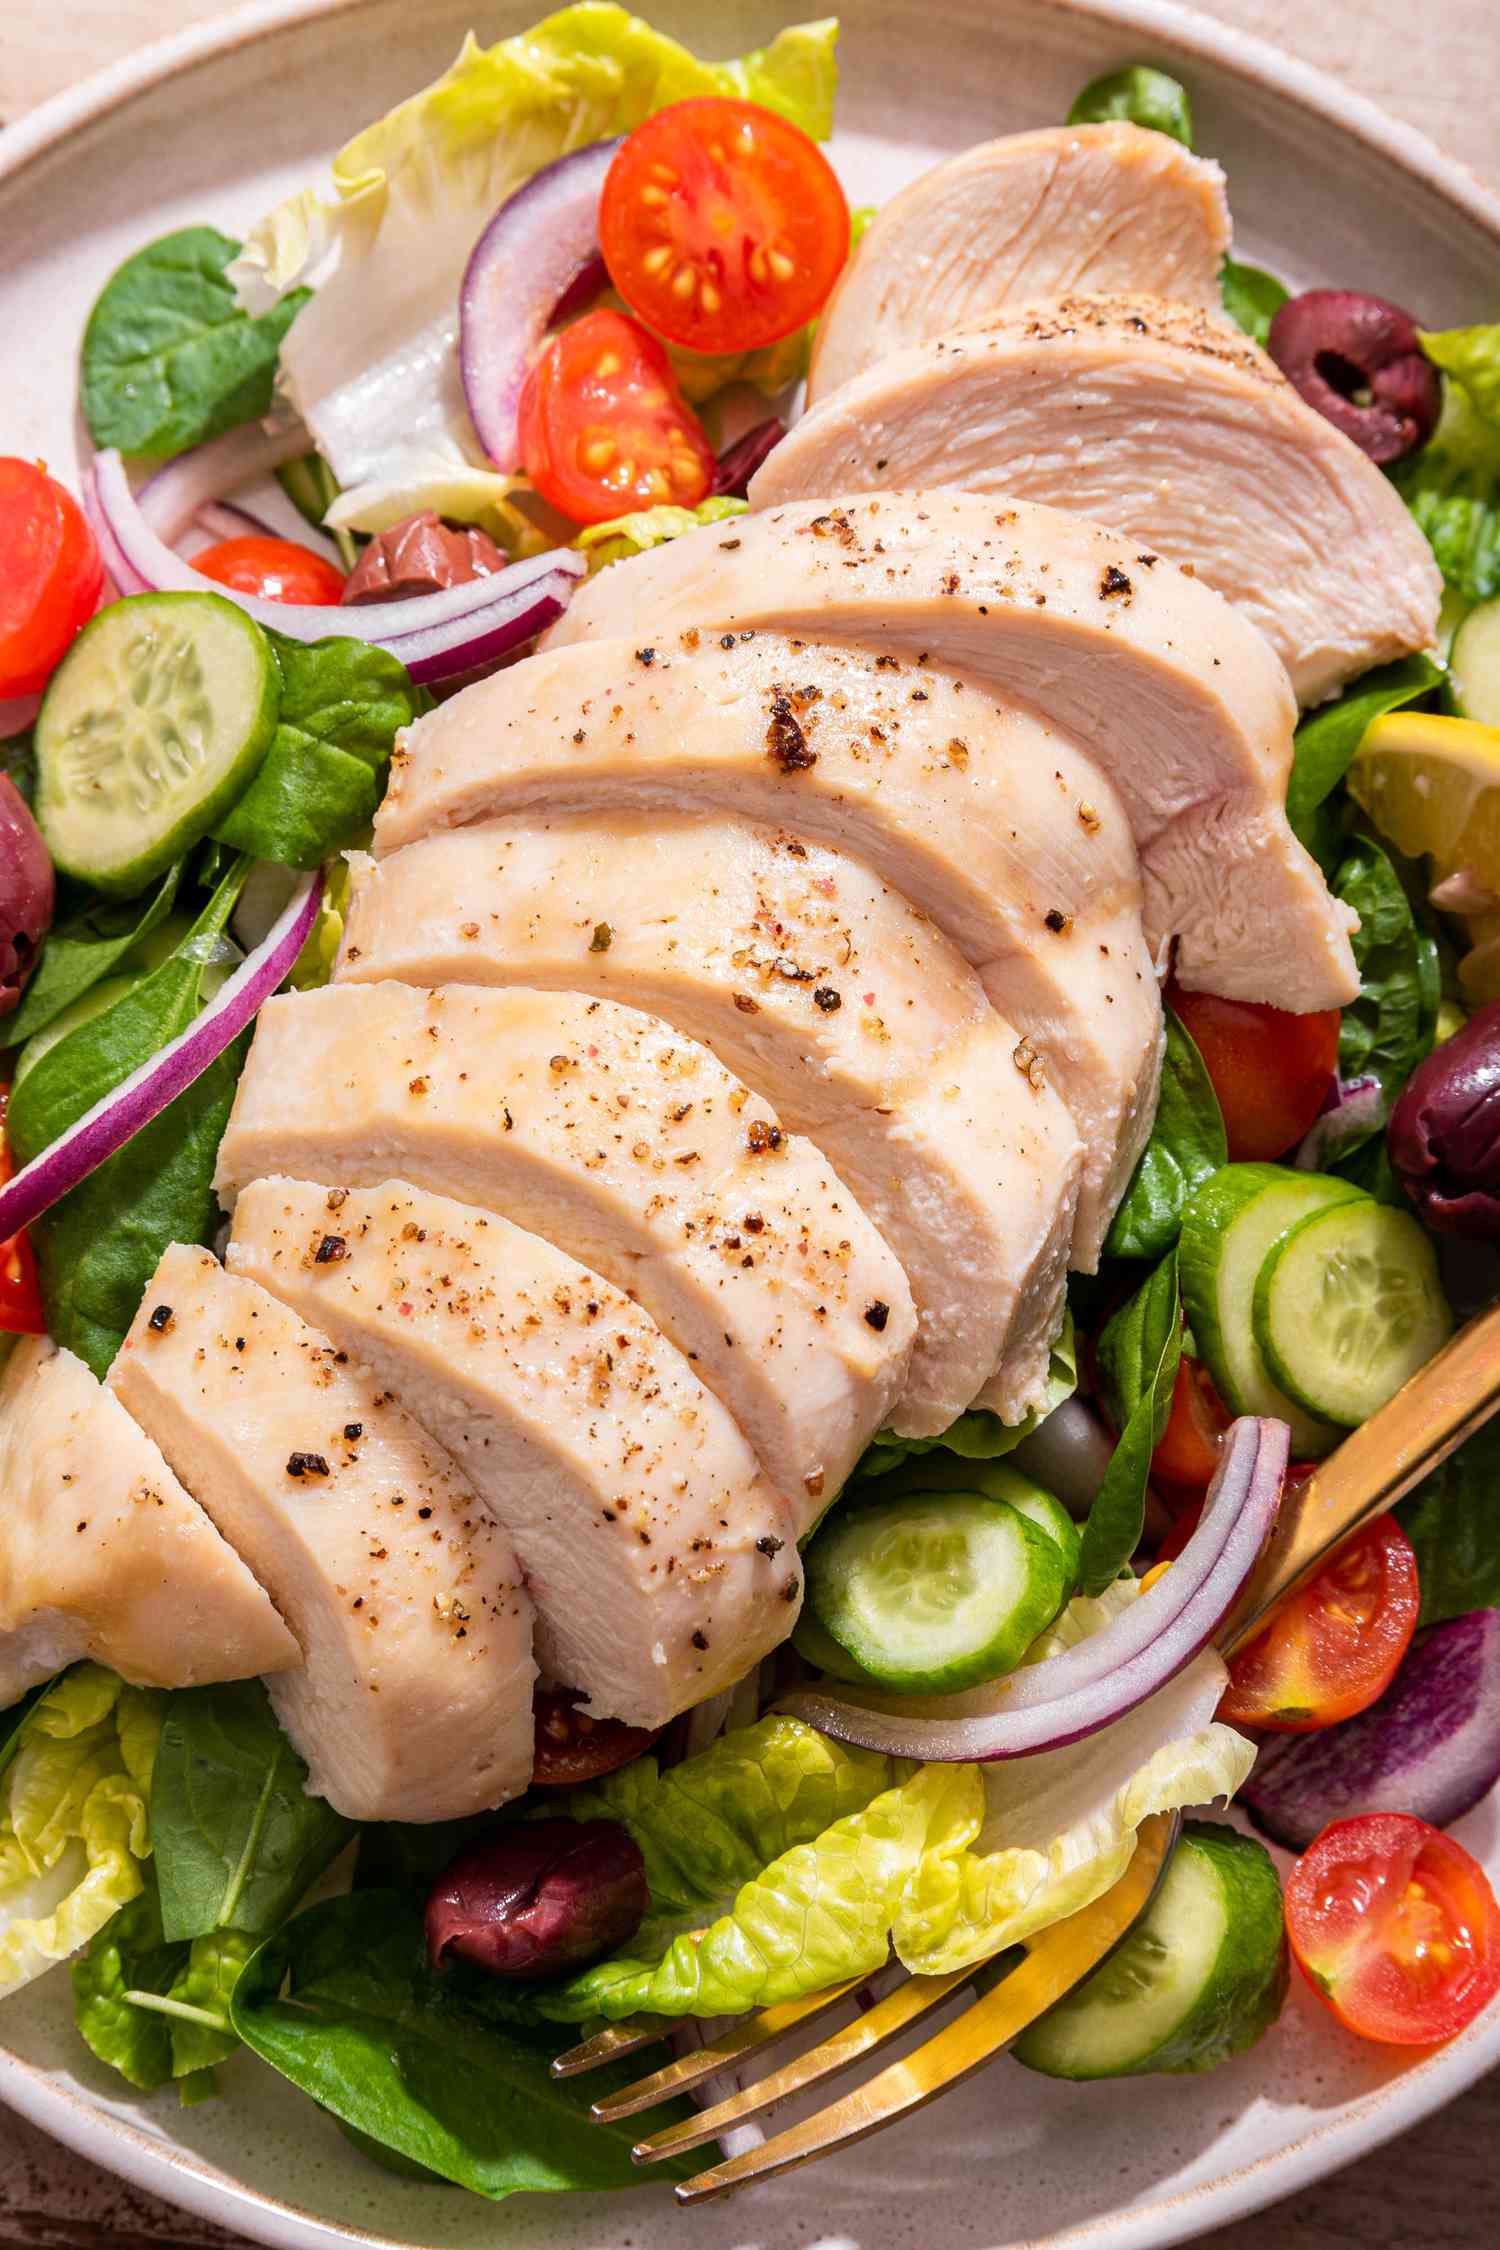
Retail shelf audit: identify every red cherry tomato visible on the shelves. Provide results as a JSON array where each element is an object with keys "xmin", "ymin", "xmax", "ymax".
[
  {"xmin": 1220, "ymin": 1513, "xmax": 1419, "ymax": 1733},
  {"xmin": 0, "ymin": 1089, "xmax": 45, "ymax": 1336},
  {"xmin": 530, "ymin": 1685, "xmax": 660, "ymax": 1787},
  {"xmin": 1151, "ymin": 1353, "xmax": 1231, "ymax": 1494},
  {"xmin": 518, "ymin": 309, "xmax": 714, "ymax": 525},
  {"xmin": 194, "ymin": 536, "xmax": 345, "ymax": 606},
  {"xmin": 1286, "ymin": 1814, "xmax": 1500, "ymax": 2046},
  {"xmin": 1167, "ymin": 981, "xmax": 1341, "ymax": 1161},
  {"xmin": 600, "ymin": 98, "xmax": 850, "ymax": 353},
  {"xmin": 0, "ymin": 459, "xmax": 104, "ymax": 698}
]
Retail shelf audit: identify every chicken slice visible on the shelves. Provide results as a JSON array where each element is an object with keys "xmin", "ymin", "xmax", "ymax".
[
  {"xmin": 808, "ymin": 124, "xmax": 1231, "ymax": 400},
  {"xmin": 757, "ymin": 296, "xmax": 1442, "ymax": 705},
  {"xmin": 228, "ymin": 1179, "xmax": 803, "ymax": 1725},
  {"xmin": 372, "ymin": 632, "xmax": 1159, "ymax": 1260},
  {"xmin": 545, "ymin": 491, "xmax": 1359, "ymax": 1011},
  {"xmin": 0, "ymin": 1336, "xmax": 297, "ymax": 1706},
  {"xmin": 336, "ymin": 815, "xmax": 1082, "ymax": 1433},
  {"xmin": 216, "ymin": 983, "xmax": 914, "ymax": 1500},
  {"xmin": 109, "ymin": 1247, "xmax": 535, "ymax": 1821}
]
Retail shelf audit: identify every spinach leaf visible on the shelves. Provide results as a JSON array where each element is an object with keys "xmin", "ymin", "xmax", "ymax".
[
  {"xmin": 6, "ymin": 864, "xmax": 182, "ymax": 1046},
  {"xmin": 1220, "ymin": 259, "xmax": 1289, "ymax": 348},
  {"xmin": 0, "ymin": 730, "xmax": 36, "ymax": 808},
  {"xmin": 1104, "ymin": 1011, "xmax": 1226, "ymax": 1261},
  {"xmin": 1332, "ymin": 837, "xmax": 1439, "ymax": 1125},
  {"xmin": 1068, "ymin": 65, "xmax": 1192, "ymax": 145},
  {"xmin": 1079, "ymin": 1249, "xmax": 1182, "ymax": 1595},
  {"xmin": 1395, "ymin": 1419, "xmax": 1500, "ymax": 1625},
  {"xmin": 0, "ymin": 1677, "xmax": 54, "ymax": 1778},
  {"xmin": 213, "ymin": 634, "xmax": 421, "ymax": 868},
  {"xmin": 81, "ymin": 228, "xmax": 309, "ymax": 461},
  {"xmin": 231, "ymin": 1890, "xmax": 693, "ymax": 2198},
  {"xmin": 8, "ymin": 861, "xmax": 251, "ymax": 1374},
  {"xmin": 1286, "ymin": 655, "xmax": 1443, "ymax": 873},
  {"xmin": 151, "ymin": 1680, "xmax": 352, "ymax": 1944},
  {"xmin": 72, "ymin": 1873, "xmax": 240, "ymax": 2101}
]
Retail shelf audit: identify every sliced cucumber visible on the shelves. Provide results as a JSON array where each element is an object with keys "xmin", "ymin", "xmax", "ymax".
[
  {"xmin": 1449, "ymin": 596, "xmax": 1500, "ymax": 725},
  {"xmin": 804, "ymin": 1491, "xmax": 1068, "ymax": 1695},
  {"xmin": 791, "ymin": 1607, "xmax": 882, "ymax": 1686},
  {"xmin": 884, "ymin": 1456, "xmax": 1081, "ymax": 1590},
  {"xmin": 1254, "ymin": 1200, "xmax": 1452, "ymax": 1427},
  {"xmin": 35, "ymin": 592, "xmax": 277, "ymax": 896},
  {"xmin": 1014, "ymin": 1821, "xmax": 1287, "ymax": 2079},
  {"xmin": 1179, "ymin": 1164, "xmax": 1366, "ymax": 1458}
]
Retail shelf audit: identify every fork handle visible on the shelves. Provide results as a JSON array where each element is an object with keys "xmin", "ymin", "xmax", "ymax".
[{"xmin": 1220, "ymin": 1298, "xmax": 1500, "ymax": 1658}]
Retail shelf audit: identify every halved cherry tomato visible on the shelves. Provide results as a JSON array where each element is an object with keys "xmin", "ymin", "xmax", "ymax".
[
  {"xmin": 530, "ymin": 1684, "xmax": 660, "ymax": 1787},
  {"xmin": 600, "ymin": 98, "xmax": 850, "ymax": 353},
  {"xmin": 1220, "ymin": 1513, "xmax": 1419, "ymax": 1732},
  {"xmin": 1167, "ymin": 980, "xmax": 1340, "ymax": 1161},
  {"xmin": 194, "ymin": 536, "xmax": 345, "ymax": 605},
  {"xmin": 518, "ymin": 309, "xmax": 715, "ymax": 525},
  {"xmin": 1286, "ymin": 1814, "xmax": 1500, "ymax": 2046},
  {"xmin": 0, "ymin": 459, "xmax": 104, "ymax": 698},
  {"xmin": 0, "ymin": 1088, "xmax": 45, "ymax": 1335},
  {"xmin": 1151, "ymin": 1352, "xmax": 1231, "ymax": 1494}
]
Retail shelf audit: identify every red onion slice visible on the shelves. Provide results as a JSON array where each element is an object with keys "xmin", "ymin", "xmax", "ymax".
[
  {"xmin": 86, "ymin": 452, "xmax": 584, "ymax": 680},
  {"xmin": 781, "ymin": 1417, "xmax": 1288, "ymax": 1761},
  {"xmin": 192, "ymin": 499, "xmax": 285, "ymax": 546},
  {"xmin": 0, "ymin": 870, "xmax": 321, "ymax": 1244},
  {"xmin": 1294, "ymin": 1073, "xmax": 1384, "ymax": 1171},
  {"xmin": 459, "ymin": 140, "xmax": 622, "ymax": 473}
]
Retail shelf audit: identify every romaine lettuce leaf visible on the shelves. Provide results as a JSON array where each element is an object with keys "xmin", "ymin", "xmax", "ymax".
[
  {"xmin": 542, "ymin": 1591, "xmax": 1254, "ymax": 2018},
  {"xmin": 1389, "ymin": 380, "xmax": 1500, "ymax": 606},
  {"xmin": 1421, "ymin": 324, "xmax": 1500, "ymax": 427},
  {"xmin": 0, "ymin": 1668, "xmax": 161, "ymax": 1997},
  {"xmin": 576, "ymin": 496, "xmax": 747, "ymax": 571},
  {"xmin": 231, "ymin": 5, "xmax": 839, "ymax": 521},
  {"xmin": 894, "ymin": 1633, "xmax": 1254, "ymax": 1977}
]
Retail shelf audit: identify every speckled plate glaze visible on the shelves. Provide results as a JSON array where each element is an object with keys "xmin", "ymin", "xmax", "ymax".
[{"xmin": 2, "ymin": 2, "xmax": 1498, "ymax": 2244}]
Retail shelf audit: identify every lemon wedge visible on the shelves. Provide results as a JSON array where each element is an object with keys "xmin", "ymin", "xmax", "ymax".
[{"xmin": 1347, "ymin": 712, "xmax": 1500, "ymax": 999}]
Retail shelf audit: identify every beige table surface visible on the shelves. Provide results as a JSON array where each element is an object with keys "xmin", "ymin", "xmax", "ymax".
[{"xmin": 2, "ymin": 2, "xmax": 1498, "ymax": 2246}]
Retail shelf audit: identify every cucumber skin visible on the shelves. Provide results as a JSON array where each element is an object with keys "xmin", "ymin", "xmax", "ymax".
[
  {"xmin": 1179, "ymin": 1163, "xmax": 1362, "ymax": 1458},
  {"xmin": 35, "ymin": 592, "xmax": 278, "ymax": 897},
  {"xmin": 1448, "ymin": 597, "xmax": 1500, "ymax": 724},
  {"xmin": 1253, "ymin": 1202, "xmax": 1453, "ymax": 1426},
  {"xmin": 1015, "ymin": 1822, "xmax": 1288, "ymax": 2081}
]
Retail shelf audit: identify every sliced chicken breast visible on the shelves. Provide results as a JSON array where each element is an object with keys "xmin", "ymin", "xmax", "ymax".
[
  {"xmin": 109, "ymin": 1247, "xmax": 536, "ymax": 1821},
  {"xmin": 808, "ymin": 124, "xmax": 1231, "ymax": 400},
  {"xmin": 0, "ymin": 1337, "xmax": 296, "ymax": 1706},
  {"xmin": 372, "ymin": 631, "xmax": 1159, "ymax": 1260},
  {"xmin": 546, "ymin": 491, "xmax": 1359, "ymax": 1010},
  {"xmin": 216, "ymin": 982, "xmax": 914, "ymax": 1499},
  {"xmin": 228, "ymin": 1179, "xmax": 803, "ymax": 1725},
  {"xmin": 757, "ymin": 295, "xmax": 1442, "ymax": 704},
  {"xmin": 336, "ymin": 815, "xmax": 1082, "ymax": 1432}
]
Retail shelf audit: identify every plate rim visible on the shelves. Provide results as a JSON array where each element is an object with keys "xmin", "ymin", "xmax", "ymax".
[{"xmin": 3, "ymin": 0, "xmax": 1498, "ymax": 2244}]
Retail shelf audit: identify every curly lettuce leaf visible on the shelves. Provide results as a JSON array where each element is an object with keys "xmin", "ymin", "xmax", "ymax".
[
  {"xmin": 1390, "ymin": 380, "xmax": 1500, "ymax": 607},
  {"xmin": 1421, "ymin": 325, "xmax": 1500, "ymax": 427},
  {"xmin": 576, "ymin": 496, "xmax": 746, "ymax": 571},
  {"xmin": 231, "ymin": 5, "xmax": 839, "ymax": 516},
  {"xmin": 0, "ymin": 1667, "xmax": 161, "ymax": 1997}
]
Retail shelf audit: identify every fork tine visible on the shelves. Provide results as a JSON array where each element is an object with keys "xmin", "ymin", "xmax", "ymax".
[
  {"xmin": 673, "ymin": 1812, "xmax": 1176, "ymax": 2204},
  {"xmin": 551, "ymin": 2019, "xmax": 670, "ymax": 2078},
  {"xmin": 588, "ymin": 1971, "xmax": 871, "ymax": 2120},
  {"xmin": 631, "ymin": 1964, "xmax": 972, "ymax": 2161}
]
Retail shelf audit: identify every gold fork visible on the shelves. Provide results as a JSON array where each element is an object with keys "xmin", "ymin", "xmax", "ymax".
[{"xmin": 555, "ymin": 1300, "xmax": 1500, "ymax": 2203}]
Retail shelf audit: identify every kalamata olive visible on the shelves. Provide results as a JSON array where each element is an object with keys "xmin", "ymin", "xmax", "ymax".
[
  {"xmin": 1388, "ymin": 1001, "xmax": 1500, "ymax": 1238},
  {"xmin": 530, "ymin": 1683, "xmax": 661, "ymax": 1786},
  {"xmin": 341, "ymin": 511, "xmax": 505, "ymax": 605},
  {"xmin": 1266, "ymin": 290, "xmax": 1441, "ymax": 464},
  {"xmin": 425, "ymin": 1817, "xmax": 647, "ymax": 1981},
  {"xmin": 0, "ymin": 776, "xmax": 54, "ymax": 1014}
]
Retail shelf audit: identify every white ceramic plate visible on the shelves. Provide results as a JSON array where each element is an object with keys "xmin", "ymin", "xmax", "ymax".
[{"xmin": 3, "ymin": 2, "xmax": 1499, "ymax": 2244}]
